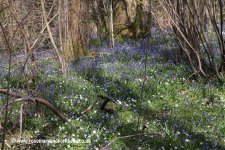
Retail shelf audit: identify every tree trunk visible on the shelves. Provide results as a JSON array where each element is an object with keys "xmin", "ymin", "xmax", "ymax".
[
  {"xmin": 109, "ymin": 0, "xmax": 114, "ymax": 48},
  {"xmin": 64, "ymin": 0, "xmax": 90, "ymax": 61}
]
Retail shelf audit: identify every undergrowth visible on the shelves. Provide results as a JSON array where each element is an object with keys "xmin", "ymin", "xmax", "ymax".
[{"xmin": 0, "ymin": 36, "xmax": 225, "ymax": 149}]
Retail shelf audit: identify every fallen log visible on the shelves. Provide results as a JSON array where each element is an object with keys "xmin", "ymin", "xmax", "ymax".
[{"xmin": 0, "ymin": 89, "xmax": 68, "ymax": 122}]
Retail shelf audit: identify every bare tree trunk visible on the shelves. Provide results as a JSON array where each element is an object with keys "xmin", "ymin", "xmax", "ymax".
[
  {"xmin": 149, "ymin": 0, "xmax": 152, "ymax": 37},
  {"xmin": 218, "ymin": 0, "xmax": 225, "ymax": 71},
  {"xmin": 109, "ymin": 0, "xmax": 114, "ymax": 48},
  {"xmin": 64, "ymin": 0, "xmax": 90, "ymax": 61}
]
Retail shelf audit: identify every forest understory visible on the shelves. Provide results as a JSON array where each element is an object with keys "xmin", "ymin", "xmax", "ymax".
[
  {"xmin": 1, "ymin": 0, "xmax": 225, "ymax": 149},
  {"xmin": 1, "ymin": 35, "xmax": 225, "ymax": 150}
]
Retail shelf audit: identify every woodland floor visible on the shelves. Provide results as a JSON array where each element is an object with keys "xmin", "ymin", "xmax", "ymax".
[{"xmin": 0, "ymin": 36, "xmax": 225, "ymax": 149}]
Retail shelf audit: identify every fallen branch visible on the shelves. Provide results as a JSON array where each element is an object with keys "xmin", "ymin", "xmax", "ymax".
[
  {"xmin": 81, "ymin": 95, "xmax": 117, "ymax": 115},
  {"xmin": 81, "ymin": 99, "xmax": 98, "ymax": 115},
  {"xmin": 0, "ymin": 89, "xmax": 68, "ymax": 122}
]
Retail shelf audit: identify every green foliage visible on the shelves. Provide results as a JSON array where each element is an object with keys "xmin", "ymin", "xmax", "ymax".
[
  {"xmin": 89, "ymin": 38, "xmax": 101, "ymax": 47},
  {"xmin": 1, "ymin": 37, "xmax": 225, "ymax": 149}
]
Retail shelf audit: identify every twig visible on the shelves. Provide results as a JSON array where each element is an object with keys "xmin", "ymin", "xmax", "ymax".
[
  {"xmin": 41, "ymin": 0, "xmax": 66, "ymax": 74},
  {"xmin": 0, "ymin": 19, "xmax": 13, "ymax": 150},
  {"xmin": 11, "ymin": 11, "xmax": 38, "ymax": 75},
  {"xmin": 81, "ymin": 99, "xmax": 98, "ymax": 115},
  {"xmin": 19, "ymin": 102, "xmax": 24, "ymax": 140},
  {"xmin": 31, "ymin": 13, "xmax": 59, "ymax": 50}
]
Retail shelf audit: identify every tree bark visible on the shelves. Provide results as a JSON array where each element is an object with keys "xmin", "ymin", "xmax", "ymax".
[
  {"xmin": 109, "ymin": 0, "xmax": 114, "ymax": 47},
  {"xmin": 64, "ymin": 0, "xmax": 90, "ymax": 61}
]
